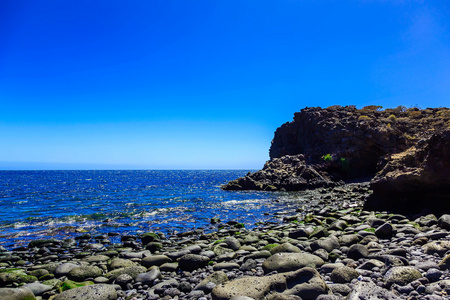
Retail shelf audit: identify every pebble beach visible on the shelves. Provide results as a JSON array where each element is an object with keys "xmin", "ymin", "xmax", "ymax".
[{"xmin": 2, "ymin": 182, "xmax": 450, "ymax": 299}]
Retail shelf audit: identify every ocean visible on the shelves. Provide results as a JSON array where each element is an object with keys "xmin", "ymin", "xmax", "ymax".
[{"xmin": 0, "ymin": 170, "xmax": 309, "ymax": 248}]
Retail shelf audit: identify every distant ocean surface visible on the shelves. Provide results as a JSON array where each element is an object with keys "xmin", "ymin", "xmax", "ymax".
[{"xmin": 0, "ymin": 170, "xmax": 308, "ymax": 248}]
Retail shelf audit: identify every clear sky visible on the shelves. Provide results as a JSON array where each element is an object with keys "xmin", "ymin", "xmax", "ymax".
[{"xmin": 1, "ymin": 0, "xmax": 449, "ymax": 170}]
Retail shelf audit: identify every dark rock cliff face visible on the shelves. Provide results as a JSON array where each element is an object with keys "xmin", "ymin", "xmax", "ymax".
[
  {"xmin": 223, "ymin": 105, "xmax": 450, "ymax": 215},
  {"xmin": 364, "ymin": 129, "xmax": 450, "ymax": 215}
]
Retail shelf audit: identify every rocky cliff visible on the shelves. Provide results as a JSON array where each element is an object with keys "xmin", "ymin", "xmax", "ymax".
[{"xmin": 223, "ymin": 105, "xmax": 450, "ymax": 214}]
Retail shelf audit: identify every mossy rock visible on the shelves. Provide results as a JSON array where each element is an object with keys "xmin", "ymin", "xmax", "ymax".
[
  {"xmin": 39, "ymin": 273, "xmax": 55, "ymax": 281},
  {"xmin": 0, "ymin": 287, "xmax": 36, "ymax": 300},
  {"xmin": 75, "ymin": 252, "xmax": 91, "ymax": 259},
  {"xmin": 97, "ymin": 250, "xmax": 119, "ymax": 257},
  {"xmin": 262, "ymin": 244, "xmax": 280, "ymax": 251},
  {"xmin": 29, "ymin": 269, "xmax": 49, "ymax": 278},
  {"xmin": 42, "ymin": 278, "xmax": 62, "ymax": 289},
  {"xmin": 141, "ymin": 233, "xmax": 161, "ymax": 245},
  {"xmin": 0, "ymin": 269, "xmax": 38, "ymax": 287},
  {"xmin": 213, "ymin": 245, "xmax": 234, "ymax": 257},
  {"xmin": 59, "ymin": 279, "xmax": 94, "ymax": 292},
  {"xmin": 145, "ymin": 242, "xmax": 163, "ymax": 252},
  {"xmin": 105, "ymin": 266, "xmax": 147, "ymax": 280}
]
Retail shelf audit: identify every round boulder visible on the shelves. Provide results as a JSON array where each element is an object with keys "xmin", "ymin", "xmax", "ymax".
[
  {"xmin": 330, "ymin": 266, "xmax": 359, "ymax": 283},
  {"xmin": 68, "ymin": 266, "xmax": 103, "ymax": 282},
  {"xmin": 53, "ymin": 284, "xmax": 117, "ymax": 300},
  {"xmin": 384, "ymin": 266, "xmax": 422, "ymax": 287},
  {"xmin": 262, "ymin": 252, "xmax": 324, "ymax": 273},
  {"xmin": 178, "ymin": 254, "xmax": 210, "ymax": 271}
]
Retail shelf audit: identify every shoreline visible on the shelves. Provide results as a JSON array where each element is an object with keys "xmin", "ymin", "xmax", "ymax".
[{"xmin": 1, "ymin": 182, "xmax": 450, "ymax": 299}]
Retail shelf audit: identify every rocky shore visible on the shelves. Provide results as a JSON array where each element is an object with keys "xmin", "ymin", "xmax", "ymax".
[
  {"xmin": 222, "ymin": 105, "xmax": 450, "ymax": 216},
  {"xmin": 2, "ymin": 183, "xmax": 450, "ymax": 299}
]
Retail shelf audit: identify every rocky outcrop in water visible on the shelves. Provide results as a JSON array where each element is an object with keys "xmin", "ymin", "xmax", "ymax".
[{"xmin": 223, "ymin": 105, "xmax": 450, "ymax": 214}]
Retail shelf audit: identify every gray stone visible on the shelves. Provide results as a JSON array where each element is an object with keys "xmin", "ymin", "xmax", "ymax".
[
  {"xmin": 53, "ymin": 284, "xmax": 117, "ymax": 300},
  {"xmin": 212, "ymin": 267, "xmax": 330, "ymax": 300},
  {"xmin": 160, "ymin": 262, "xmax": 178, "ymax": 272},
  {"xmin": 262, "ymin": 252, "xmax": 324, "ymax": 273},
  {"xmin": 329, "ymin": 283, "xmax": 352, "ymax": 296},
  {"xmin": 105, "ymin": 266, "xmax": 147, "ymax": 280},
  {"xmin": 141, "ymin": 255, "xmax": 171, "ymax": 268},
  {"xmin": 179, "ymin": 254, "xmax": 210, "ymax": 271},
  {"xmin": 423, "ymin": 241, "xmax": 450, "ymax": 256},
  {"xmin": 83, "ymin": 255, "xmax": 110, "ymax": 263},
  {"xmin": 338, "ymin": 234, "xmax": 360, "ymax": 246},
  {"xmin": 23, "ymin": 282, "xmax": 52, "ymax": 296},
  {"xmin": 438, "ymin": 214, "xmax": 450, "ymax": 230},
  {"xmin": 114, "ymin": 273, "xmax": 133, "ymax": 287},
  {"xmin": 358, "ymin": 259, "xmax": 385, "ymax": 270},
  {"xmin": 347, "ymin": 280, "xmax": 400, "ymax": 299},
  {"xmin": 213, "ymin": 262, "xmax": 240, "ymax": 271},
  {"xmin": 320, "ymin": 263, "xmax": 345, "ymax": 274},
  {"xmin": 347, "ymin": 244, "xmax": 369, "ymax": 260},
  {"xmin": 384, "ymin": 266, "xmax": 422, "ymax": 287},
  {"xmin": 330, "ymin": 266, "xmax": 359, "ymax": 283},
  {"xmin": 0, "ymin": 287, "xmax": 36, "ymax": 300},
  {"xmin": 269, "ymin": 243, "xmax": 301, "ymax": 255},
  {"xmin": 55, "ymin": 263, "xmax": 81, "ymax": 277},
  {"xmin": 310, "ymin": 236, "xmax": 339, "ymax": 253},
  {"xmin": 225, "ymin": 237, "xmax": 241, "ymax": 251},
  {"xmin": 438, "ymin": 253, "xmax": 450, "ymax": 270},
  {"xmin": 0, "ymin": 269, "xmax": 37, "ymax": 286},
  {"xmin": 135, "ymin": 268, "xmax": 161, "ymax": 284},
  {"xmin": 425, "ymin": 268, "xmax": 442, "ymax": 282},
  {"xmin": 195, "ymin": 271, "xmax": 229, "ymax": 291},
  {"xmin": 68, "ymin": 266, "xmax": 103, "ymax": 281},
  {"xmin": 108, "ymin": 258, "xmax": 136, "ymax": 270},
  {"xmin": 375, "ymin": 222, "xmax": 393, "ymax": 239}
]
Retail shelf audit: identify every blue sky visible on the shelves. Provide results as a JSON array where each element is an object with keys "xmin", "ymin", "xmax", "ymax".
[{"xmin": 1, "ymin": 0, "xmax": 449, "ymax": 169}]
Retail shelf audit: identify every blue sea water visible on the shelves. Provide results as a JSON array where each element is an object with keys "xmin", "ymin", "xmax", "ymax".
[{"xmin": 0, "ymin": 170, "xmax": 308, "ymax": 248}]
